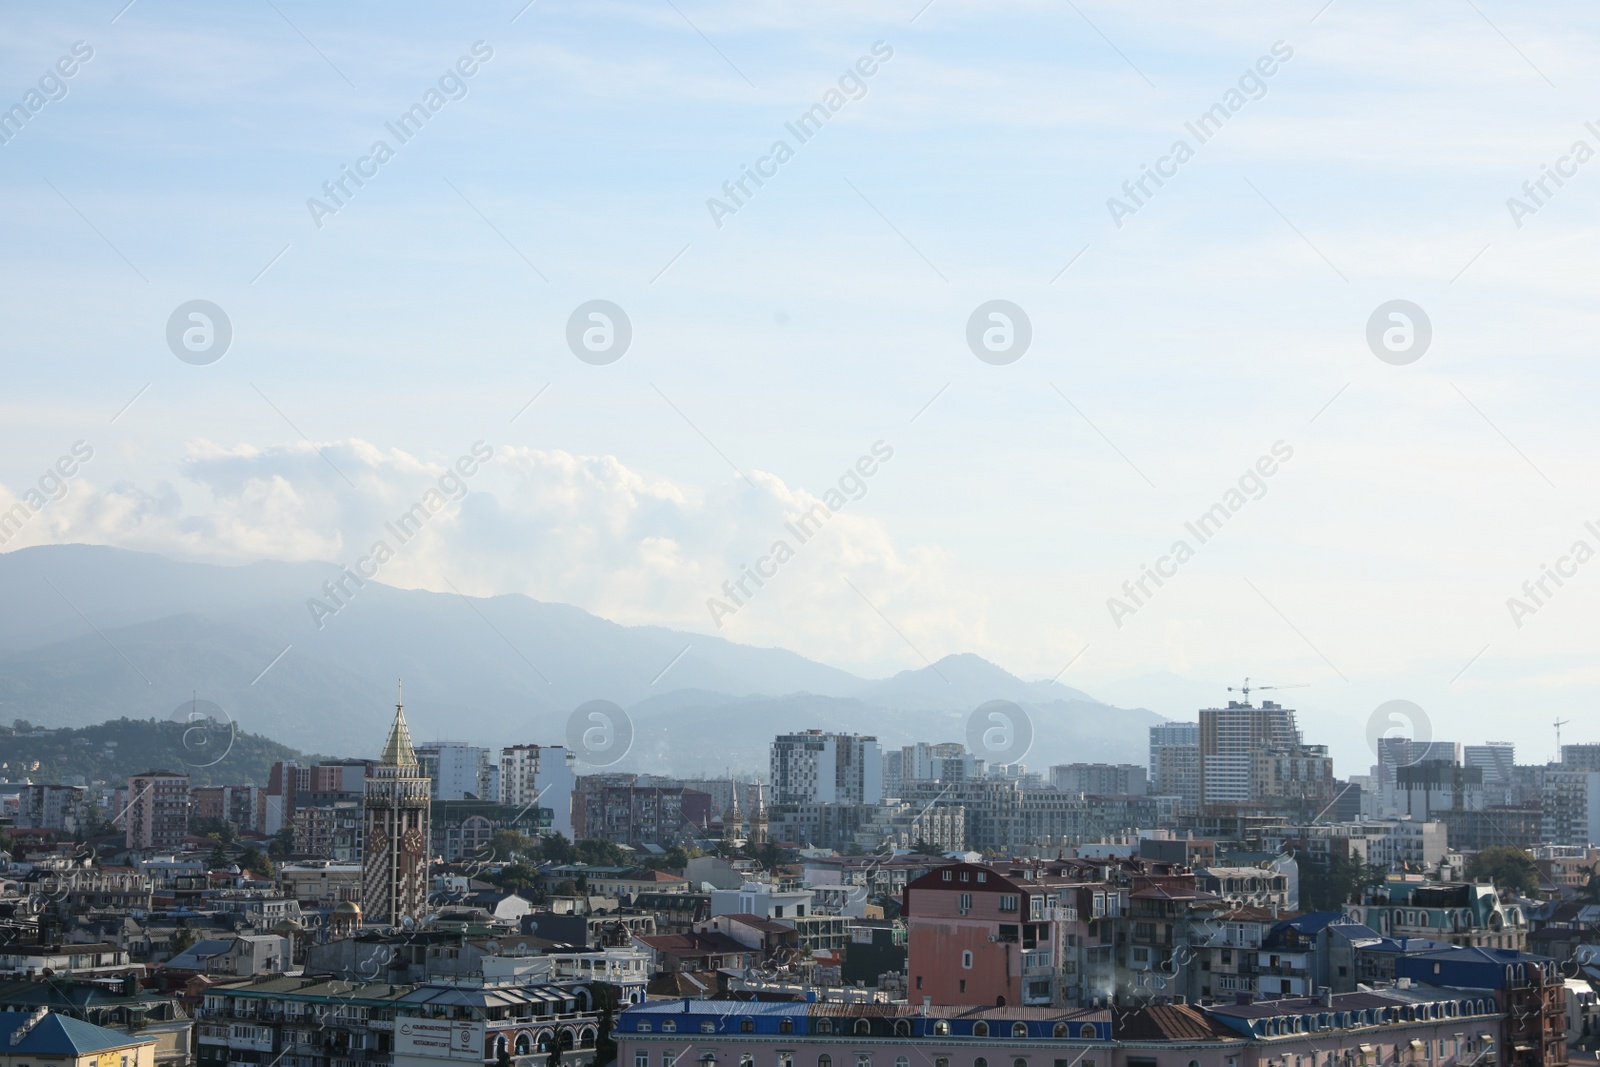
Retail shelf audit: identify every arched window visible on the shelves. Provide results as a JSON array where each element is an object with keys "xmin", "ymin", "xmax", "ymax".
[
  {"xmin": 895, "ymin": 1022, "xmax": 912, "ymax": 1038},
  {"xmin": 1080, "ymin": 1025, "xmax": 1095, "ymax": 1040},
  {"xmin": 741, "ymin": 1020, "xmax": 755, "ymax": 1034},
  {"xmin": 662, "ymin": 1021, "xmax": 676, "ymax": 1034},
  {"xmin": 855, "ymin": 1020, "xmax": 872, "ymax": 1036},
  {"xmin": 741, "ymin": 1057, "xmax": 753, "ymax": 1067},
  {"xmin": 1014, "ymin": 1059, "xmax": 1027, "ymax": 1067},
  {"xmin": 1053, "ymin": 1025, "xmax": 1067, "ymax": 1038},
  {"xmin": 819, "ymin": 1057, "xmax": 832, "ymax": 1067},
  {"xmin": 975, "ymin": 1059, "xmax": 988, "ymax": 1067},
  {"xmin": 817, "ymin": 1019, "xmax": 834, "ymax": 1035},
  {"xmin": 700, "ymin": 1055, "xmax": 715, "ymax": 1067},
  {"xmin": 1012, "ymin": 1024, "xmax": 1028, "ymax": 1038},
  {"xmin": 779, "ymin": 1019, "xmax": 794, "ymax": 1034},
  {"xmin": 897, "ymin": 1059, "xmax": 910, "ymax": 1067},
  {"xmin": 934, "ymin": 1021, "xmax": 950, "ymax": 1037},
  {"xmin": 973, "ymin": 1022, "xmax": 990, "ymax": 1038},
  {"xmin": 495, "ymin": 1037, "xmax": 509, "ymax": 1058},
  {"xmin": 515, "ymin": 1034, "xmax": 531, "ymax": 1055}
]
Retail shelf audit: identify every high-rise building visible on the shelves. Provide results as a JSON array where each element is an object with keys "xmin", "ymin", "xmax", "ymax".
[
  {"xmin": 770, "ymin": 730, "xmax": 882, "ymax": 805},
  {"xmin": 1198, "ymin": 701, "xmax": 1332, "ymax": 814},
  {"xmin": 415, "ymin": 741, "xmax": 493, "ymax": 800},
  {"xmin": 1464, "ymin": 742, "xmax": 1515, "ymax": 783},
  {"xmin": 123, "ymin": 769, "xmax": 191, "ymax": 851},
  {"xmin": 499, "ymin": 743, "xmax": 575, "ymax": 838},
  {"xmin": 362, "ymin": 692, "xmax": 432, "ymax": 926},
  {"xmin": 1542, "ymin": 768, "xmax": 1600, "ymax": 847},
  {"xmin": 1560, "ymin": 744, "xmax": 1600, "ymax": 772},
  {"xmin": 1149, "ymin": 722, "xmax": 1200, "ymax": 815},
  {"xmin": 1049, "ymin": 763, "xmax": 1147, "ymax": 796}
]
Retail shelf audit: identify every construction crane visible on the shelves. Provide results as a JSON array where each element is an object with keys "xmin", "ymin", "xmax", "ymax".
[
  {"xmin": 1555, "ymin": 718, "xmax": 1570, "ymax": 760},
  {"xmin": 1227, "ymin": 677, "xmax": 1310, "ymax": 705}
]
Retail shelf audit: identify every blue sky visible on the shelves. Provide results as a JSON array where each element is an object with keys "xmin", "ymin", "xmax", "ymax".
[{"xmin": 3, "ymin": 0, "xmax": 1599, "ymax": 774}]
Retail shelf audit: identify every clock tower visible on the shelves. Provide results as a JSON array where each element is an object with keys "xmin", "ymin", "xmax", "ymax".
[{"xmin": 362, "ymin": 684, "xmax": 432, "ymax": 926}]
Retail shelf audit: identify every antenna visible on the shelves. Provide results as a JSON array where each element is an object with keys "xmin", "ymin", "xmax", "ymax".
[
  {"xmin": 1226, "ymin": 678, "xmax": 1310, "ymax": 705},
  {"xmin": 1555, "ymin": 718, "xmax": 1570, "ymax": 761}
]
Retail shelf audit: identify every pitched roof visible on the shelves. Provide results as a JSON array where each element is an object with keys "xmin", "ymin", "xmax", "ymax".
[
  {"xmin": 0, "ymin": 1011, "xmax": 151, "ymax": 1055},
  {"xmin": 1115, "ymin": 1003, "xmax": 1236, "ymax": 1042},
  {"xmin": 379, "ymin": 702, "xmax": 418, "ymax": 767}
]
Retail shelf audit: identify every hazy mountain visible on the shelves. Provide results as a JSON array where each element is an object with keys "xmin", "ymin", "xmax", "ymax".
[{"xmin": 0, "ymin": 545, "xmax": 1166, "ymax": 774}]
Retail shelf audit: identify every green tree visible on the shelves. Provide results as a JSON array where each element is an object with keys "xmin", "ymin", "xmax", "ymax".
[
  {"xmin": 593, "ymin": 986, "xmax": 617, "ymax": 1067},
  {"xmin": 1467, "ymin": 846, "xmax": 1539, "ymax": 895},
  {"xmin": 910, "ymin": 839, "xmax": 943, "ymax": 856},
  {"xmin": 488, "ymin": 829, "xmax": 537, "ymax": 862},
  {"xmin": 486, "ymin": 863, "xmax": 542, "ymax": 893},
  {"xmin": 170, "ymin": 924, "xmax": 197, "ymax": 954},
  {"xmin": 576, "ymin": 839, "xmax": 627, "ymax": 867},
  {"xmin": 1578, "ymin": 865, "xmax": 1600, "ymax": 905},
  {"xmin": 267, "ymin": 826, "xmax": 296, "ymax": 859},
  {"xmin": 1297, "ymin": 853, "xmax": 1386, "ymax": 911},
  {"xmin": 239, "ymin": 847, "xmax": 274, "ymax": 878},
  {"xmin": 208, "ymin": 842, "xmax": 228, "ymax": 868},
  {"xmin": 541, "ymin": 832, "xmax": 576, "ymax": 865},
  {"xmin": 553, "ymin": 878, "xmax": 580, "ymax": 897}
]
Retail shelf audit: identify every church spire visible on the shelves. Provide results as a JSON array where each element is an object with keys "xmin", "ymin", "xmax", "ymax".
[{"xmin": 379, "ymin": 679, "xmax": 417, "ymax": 767}]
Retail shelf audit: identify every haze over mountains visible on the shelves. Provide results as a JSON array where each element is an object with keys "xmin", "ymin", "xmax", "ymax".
[{"xmin": 0, "ymin": 545, "xmax": 1168, "ymax": 775}]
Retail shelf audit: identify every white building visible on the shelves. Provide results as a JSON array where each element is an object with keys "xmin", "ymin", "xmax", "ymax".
[
  {"xmin": 500, "ymin": 744, "xmax": 576, "ymax": 838},
  {"xmin": 416, "ymin": 742, "xmax": 495, "ymax": 801},
  {"xmin": 770, "ymin": 730, "xmax": 882, "ymax": 805},
  {"xmin": 1543, "ymin": 769, "xmax": 1600, "ymax": 847}
]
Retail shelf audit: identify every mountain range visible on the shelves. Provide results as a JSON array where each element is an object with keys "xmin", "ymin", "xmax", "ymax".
[{"xmin": 0, "ymin": 544, "xmax": 1170, "ymax": 777}]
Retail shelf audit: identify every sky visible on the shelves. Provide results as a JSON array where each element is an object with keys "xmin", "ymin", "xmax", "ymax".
[{"xmin": 2, "ymin": 0, "xmax": 1598, "ymax": 776}]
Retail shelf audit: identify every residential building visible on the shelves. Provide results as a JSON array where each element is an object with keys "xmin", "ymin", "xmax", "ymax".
[
  {"xmin": 362, "ymin": 694, "xmax": 433, "ymax": 925},
  {"xmin": 430, "ymin": 799, "xmax": 550, "ymax": 862},
  {"xmin": 196, "ymin": 975, "xmax": 603, "ymax": 1067},
  {"xmin": 1542, "ymin": 769, "xmax": 1600, "ymax": 847},
  {"xmin": 15, "ymin": 784, "xmax": 86, "ymax": 834},
  {"xmin": 123, "ymin": 770, "xmax": 190, "ymax": 851},
  {"xmin": 771, "ymin": 731, "xmax": 882, "ymax": 805},
  {"xmin": 1199, "ymin": 701, "xmax": 1333, "ymax": 815},
  {"xmin": 1394, "ymin": 947, "xmax": 1567, "ymax": 1067},
  {"xmin": 1149, "ymin": 721, "xmax": 1200, "ymax": 815},
  {"xmin": 1051, "ymin": 764, "xmax": 1147, "ymax": 796},
  {"xmin": 572, "ymin": 778, "xmax": 710, "ymax": 846},
  {"xmin": 1346, "ymin": 881, "xmax": 1526, "ymax": 950},
  {"xmin": 415, "ymin": 742, "xmax": 494, "ymax": 801},
  {"xmin": 499, "ymin": 743, "xmax": 576, "ymax": 838},
  {"xmin": 0, "ymin": 977, "xmax": 192, "ymax": 1067},
  {"xmin": 0, "ymin": 1008, "xmax": 159, "ymax": 1067}
]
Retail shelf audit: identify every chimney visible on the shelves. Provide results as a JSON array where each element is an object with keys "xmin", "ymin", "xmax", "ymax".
[
  {"xmin": 921, "ymin": 997, "xmax": 931, "ymax": 1015},
  {"xmin": 1321, "ymin": 988, "xmax": 1333, "ymax": 1008}
]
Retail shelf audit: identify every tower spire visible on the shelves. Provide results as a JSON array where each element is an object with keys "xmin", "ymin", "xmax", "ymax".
[{"xmin": 379, "ymin": 681, "xmax": 417, "ymax": 767}]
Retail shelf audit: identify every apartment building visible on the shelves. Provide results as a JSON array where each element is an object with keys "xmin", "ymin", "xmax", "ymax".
[{"xmin": 123, "ymin": 770, "xmax": 191, "ymax": 851}]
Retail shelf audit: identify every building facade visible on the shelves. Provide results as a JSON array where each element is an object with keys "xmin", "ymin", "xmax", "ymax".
[{"xmin": 362, "ymin": 695, "xmax": 433, "ymax": 926}]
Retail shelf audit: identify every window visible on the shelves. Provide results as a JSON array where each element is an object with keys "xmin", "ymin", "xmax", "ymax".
[
  {"xmin": 934, "ymin": 1022, "xmax": 951, "ymax": 1036},
  {"xmin": 973, "ymin": 1022, "xmax": 990, "ymax": 1037},
  {"xmin": 741, "ymin": 1020, "xmax": 755, "ymax": 1033},
  {"xmin": 665, "ymin": 1055, "xmax": 678, "ymax": 1067},
  {"xmin": 960, "ymin": 980, "xmax": 967, "ymax": 993},
  {"xmin": 944, "ymin": 872, "xmax": 953, "ymax": 881},
  {"xmin": 1014, "ymin": 1060, "xmax": 1027, "ymax": 1067},
  {"xmin": 897, "ymin": 1059, "xmax": 910, "ymax": 1067},
  {"xmin": 959, "ymin": 894, "xmax": 973, "ymax": 912},
  {"xmin": 961, "ymin": 872, "xmax": 970, "ymax": 882},
  {"xmin": 701, "ymin": 1021, "xmax": 716, "ymax": 1033},
  {"xmin": 780, "ymin": 1020, "xmax": 794, "ymax": 1034},
  {"xmin": 662, "ymin": 1021, "xmax": 676, "ymax": 1033},
  {"xmin": 857, "ymin": 1057, "xmax": 872, "ymax": 1067},
  {"xmin": 1012, "ymin": 1024, "xmax": 1028, "ymax": 1038},
  {"xmin": 975, "ymin": 1060, "xmax": 988, "ymax": 1067},
  {"xmin": 916, "ymin": 977, "xmax": 923, "ymax": 990},
  {"xmin": 638, "ymin": 1023, "xmax": 653, "ymax": 1033},
  {"xmin": 742, "ymin": 1057, "xmax": 754, "ymax": 1067},
  {"xmin": 637, "ymin": 1053, "xmax": 651, "ymax": 1067},
  {"xmin": 962, "ymin": 951, "xmax": 973, "ymax": 969},
  {"xmin": 855, "ymin": 1020, "xmax": 871, "ymax": 1036},
  {"xmin": 977, "ymin": 873, "xmax": 987, "ymax": 883},
  {"xmin": 896, "ymin": 1022, "xmax": 912, "ymax": 1038},
  {"xmin": 1080, "ymin": 1026, "xmax": 1096, "ymax": 1040},
  {"xmin": 1030, "ymin": 897, "xmax": 1044, "ymax": 920},
  {"xmin": 999, "ymin": 895, "xmax": 1019, "ymax": 912},
  {"xmin": 778, "ymin": 1056, "xmax": 792, "ymax": 1067},
  {"xmin": 817, "ymin": 1019, "xmax": 833, "ymax": 1035},
  {"xmin": 820, "ymin": 1057, "xmax": 832, "ymax": 1067},
  {"xmin": 1053, "ymin": 1025, "xmax": 1067, "ymax": 1038}
]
